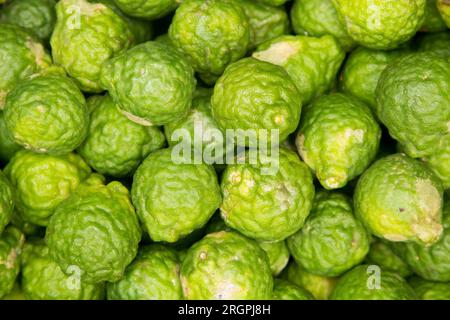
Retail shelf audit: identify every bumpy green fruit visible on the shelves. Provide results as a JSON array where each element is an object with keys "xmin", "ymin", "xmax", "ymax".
[
  {"xmin": 1, "ymin": 282, "xmax": 25, "ymax": 300},
  {"xmin": 107, "ymin": 245, "xmax": 183, "ymax": 300},
  {"xmin": 253, "ymin": 35, "xmax": 345, "ymax": 105},
  {"xmin": 421, "ymin": 0, "xmax": 448, "ymax": 31},
  {"xmin": 437, "ymin": 0, "xmax": 450, "ymax": 27},
  {"xmin": 4, "ymin": 150, "xmax": 91, "ymax": 226},
  {"xmin": 259, "ymin": 241, "xmax": 290, "ymax": 276},
  {"xmin": 339, "ymin": 47, "xmax": 410, "ymax": 110},
  {"xmin": 51, "ymin": 0, "xmax": 134, "ymax": 92},
  {"xmin": 0, "ymin": 24, "xmax": 52, "ymax": 108},
  {"xmin": 273, "ymin": 279, "xmax": 314, "ymax": 300},
  {"xmin": 282, "ymin": 262, "xmax": 337, "ymax": 300},
  {"xmin": 290, "ymin": 0, "xmax": 354, "ymax": 51},
  {"xmin": 21, "ymin": 240, "xmax": 104, "ymax": 300},
  {"xmin": 100, "ymin": 41, "xmax": 196, "ymax": 126},
  {"xmin": 0, "ymin": 170, "xmax": 14, "ymax": 234},
  {"xmin": 296, "ymin": 93, "xmax": 380, "ymax": 189},
  {"xmin": 181, "ymin": 231, "xmax": 273, "ymax": 299},
  {"xmin": 221, "ymin": 148, "xmax": 315, "ymax": 241},
  {"xmin": 333, "ymin": 0, "xmax": 426, "ymax": 50},
  {"xmin": 78, "ymin": 95, "xmax": 165, "ymax": 178},
  {"xmin": 4, "ymin": 74, "xmax": 89, "ymax": 155},
  {"xmin": 376, "ymin": 53, "xmax": 450, "ymax": 158},
  {"xmin": 0, "ymin": 112, "xmax": 22, "ymax": 163},
  {"xmin": 46, "ymin": 176, "xmax": 141, "ymax": 284},
  {"xmin": 409, "ymin": 277, "xmax": 450, "ymax": 300},
  {"xmin": 417, "ymin": 31, "xmax": 450, "ymax": 58},
  {"xmin": 113, "ymin": 0, "xmax": 177, "ymax": 20},
  {"xmin": 132, "ymin": 148, "xmax": 221, "ymax": 243},
  {"xmin": 365, "ymin": 239, "xmax": 413, "ymax": 278},
  {"xmin": 168, "ymin": 0, "xmax": 249, "ymax": 83},
  {"xmin": 354, "ymin": 154, "xmax": 444, "ymax": 245},
  {"xmin": 0, "ymin": 0, "xmax": 56, "ymax": 41},
  {"xmin": 330, "ymin": 265, "xmax": 416, "ymax": 300},
  {"xmin": 288, "ymin": 192, "xmax": 370, "ymax": 277},
  {"xmin": 0, "ymin": 227, "xmax": 25, "ymax": 299},
  {"xmin": 422, "ymin": 135, "xmax": 450, "ymax": 190},
  {"xmin": 237, "ymin": 0, "xmax": 289, "ymax": 49},
  {"xmin": 211, "ymin": 58, "xmax": 302, "ymax": 146}
]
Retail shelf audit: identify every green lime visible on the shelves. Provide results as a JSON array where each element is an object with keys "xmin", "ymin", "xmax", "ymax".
[
  {"xmin": 416, "ymin": 31, "xmax": 450, "ymax": 58},
  {"xmin": 0, "ymin": 170, "xmax": 14, "ymax": 234},
  {"xmin": 421, "ymin": 0, "xmax": 448, "ymax": 32},
  {"xmin": 409, "ymin": 277, "xmax": 450, "ymax": 300},
  {"xmin": 0, "ymin": 111, "xmax": 22, "ymax": 163},
  {"xmin": 272, "ymin": 279, "xmax": 314, "ymax": 300},
  {"xmin": 113, "ymin": 0, "xmax": 177, "ymax": 20},
  {"xmin": 437, "ymin": 0, "xmax": 450, "ymax": 27},
  {"xmin": 0, "ymin": 227, "xmax": 25, "ymax": 299}
]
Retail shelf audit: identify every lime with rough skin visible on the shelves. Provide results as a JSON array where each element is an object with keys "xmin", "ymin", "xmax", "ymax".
[
  {"xmin": 21, "ymin": 240, "xmax": 104, "ymax": 300},
  {"xmin": 339, "ymin": 47, "xmax": 410, "ymax": 111},
  {"xmin": 437, "ymin": 0, "xmax": 450, "ymax": 27},
  {"xmin": 51, "ymin": 0, "xmax": 135, "ymax": 93},
  {"xmin": 211, "ymin": 58, "xmax": 302, "ymax": 146},
  {"xmin": 181, "ymin": 231, "xmax": 273, "ymax": 300},
  {"xmin": 78, "ymin": 95, "xmax": 165, "ymax": 178},
  {"xmin": 273, "ymin": 279, "xmax": 314, "ymax": 300},
  {"xmin": 237, "ymin": 0, "xmax": 289, "ymax": 49},
  {"xmin": 0, "ymin": 112, "xmax": 22, "ymax": 163},
  {"xmin": 421, "ymin": 0, "xmax": 448, "ymax": 31},
  {"xmin": 106, "ymin": 245, "xmax": 183, "ymax": 300},
  {"xmin": 132, "ymin": 148, "xmax": 221, "ymax": 243},
  {"xmin": 422, "ymin": 135, "xmax": 450, "ymax": 190},
  {"xmin": 0, "ymin": 24, "xmax": 52, "ymax": 109},
  {"xmin": 168, "ymin": 0, "xmax": 249, "ymax": 83},
  {"xmin": 1, "ymin": 282, "xmax": 25, "ymax": 300},
  {"xmin": 259, "ymin": 241, "xmax": 290, "ymax": 276},
  {"xmin": 4, "ymin": 74, "xmax": 89, "ymax": 155},
  {"xmin": 100, "ymin": 41, "xmax": 196, "ymax": 126},
  {"xmin": 0, "ymin": 170, "xmax": 14, "ymax": 234},
  {"xmin": 330, "ymin": 265, "xmax": 416, "ymax": 300},
  {"xmin": 113, "ymin": 0, "xmax": 177, "ymax": 20},
  {"xmin": 0, "ymin": 0, "xmax": 56, "ymax": 41},
  {"xmin": 332, "ymin": 0, "xmax": 426, "ymax": 50},
  {"xmin": 46, "ymin": 175, "xmax": 142, "ymax": 284},
  {"xmin": 290, "ymin": 0, "xmax": 354, "ymax": 51},
  {"xmin": 4, "ymin": 150, "xmax": 91, "ymax": 226},
  {"xmin": 354, "ymin": 153, "xmax": 444, "ymax": 245},
  {"xmin": 416, "ymin": 31, "xmax": 450, "ymax": 58},
  {"xmin": 376, "ymin": 53, "xmax": 450, "ymax": 158},
  {"xmin": 253, "ymin": 35, "xmax": 345, "ymax": 105},
  {"xmin": 282, "ymin": 261, "xmax": 337, "ymax": 300},
  {"xmin": 296, "ymin": 93, "xmax": 381, "ymax": 190},
  {"xmin": 365, "ymin": 239, "xmax": 413, "ymax": 278},
  {"xmin": 220, "ymin": 148, "xmax": 315, "ymax": 241},
  {"xmin": 288, "ymin": 192, "xmax": 370, "ymax": 277},
  {"xmin": 0, "ymin": 227, "xmax": 25, "ymax": 299},
  {"xmin": 409, "ymin": 277, "xmax": 450, "ymax": 300}
]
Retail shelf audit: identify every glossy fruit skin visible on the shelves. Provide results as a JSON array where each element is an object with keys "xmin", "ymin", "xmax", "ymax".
[
  {"xmin": 113, "ymin": 0, "xmax": 177, "ymax": 19},
  {"xmin": 290, "ymin": 0, "xmax": 354, "ymax": 51},
  {"xmin": 220, "ymin": 148, "xmax": 315, "ymax": 241},
  {"xmin": 330, "ymin": 265, "xmax": 416, "ymax": 300},
  {"xmin": 333, "ymin": 0, "xmax": 426, "ymax": 50},
  {"xmin": 21, "ymin": 240, "xmax": 104, "ymax": 300},
  {"xmin": 51, "ymin": 0, "xmax": 135, "ymax": 93},
  {"xmin": 296, "ymin": 93, "xmax": 381, "ymax": 189},
  {"xmin": 180, "ymin": 231, "xmax": 273, "ymax": 300},
  {"xmin": 0, "ymin": 227, "xmax": 25, "ymax": 299},
  {"xmin": 365, "ymin": 239, "xmax": 413, "ymax": 278},
  {"xmin": 437, "ymin": 0, "xmax": 450, "ymax": 27},
  {"xmin": 354, "ymin": 154, "xmax": 444, "ymax": 245},
  {"xmin": 421, "ymin": 0, "xmax": 448, "ymax": 32},
  {"xmin": 409, "ymin": 277, "xmax": 450, "ymax": 300},
  {"xmin": 4, "ymin": 150, "xmax": 91, "ymax": 226},
  {"xmin": 46, "ymin": 176, "xmax": 141, "ymax": 284},
  {"xmin": 237, "ymin": 0, "xmax": 289, "ymax": 49},
  {"xmin": 132, "ymin": 148, "xmax": 221, "ymax": 243},
  {"xmin": 0, "ymin": 112, "xmax": 22, "ymax": 163},
  {"xmin": 259, "ymin": 241, "xmax": 290, "ymax": 276},
  {"xmin": 211, "ymin": 58, "xmax": 302, "ymax": 146},
  {"xmin": 253, "ymin": 35, "xmax": 345, "ymax": 105},
  {"xmin": 100, "ymin": 41, "xmax": 196, "ymax": 126},
  {"xmin": 168, "ymin": 0, "xmax": 249, "ymax": 83},
  {"xmin": 394, "ymin": 199, "xmax": 450, "ymax": 281},
  {"xmin": 272, "ymin": 279, "xmax": 314, "ymax": 300},
  {"xmin": 288, "ymin": 192, "xmax": 370, "ymax": 277},
  {"xmin": 78, "ymin": 95, "xmax": 165, "ymax": 178},
  {"xmin": 4, "ymin": 74, "xmax": 89, "ymax": 155},
  {"xmin": 339, "ymin": 47, "xmax": 410, "ymax": 111},
  {"xmin": 0, "ymin": 170, "xmax": 14, "ymax": 234},
  {"xmin": 282, "ymin": 261, "xmax": 337, "ymax": 300},
  {"xmin": 416, "ymin": 31, "xmax": 450, "ymax": 58},
  {"xmin": 107, "ymin": 245, "xmax": 183, "ymax": 300},
  {"xmin": 376, "ymin": 53, "xmax": 450, "ymax": 158},
  {"xmin": 0, "ymin": 0, "xmax": 57, "ymax": 41},
  {"xmin": 0, "ymin": 24, "xmax": 51, "ymax": 109}
]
